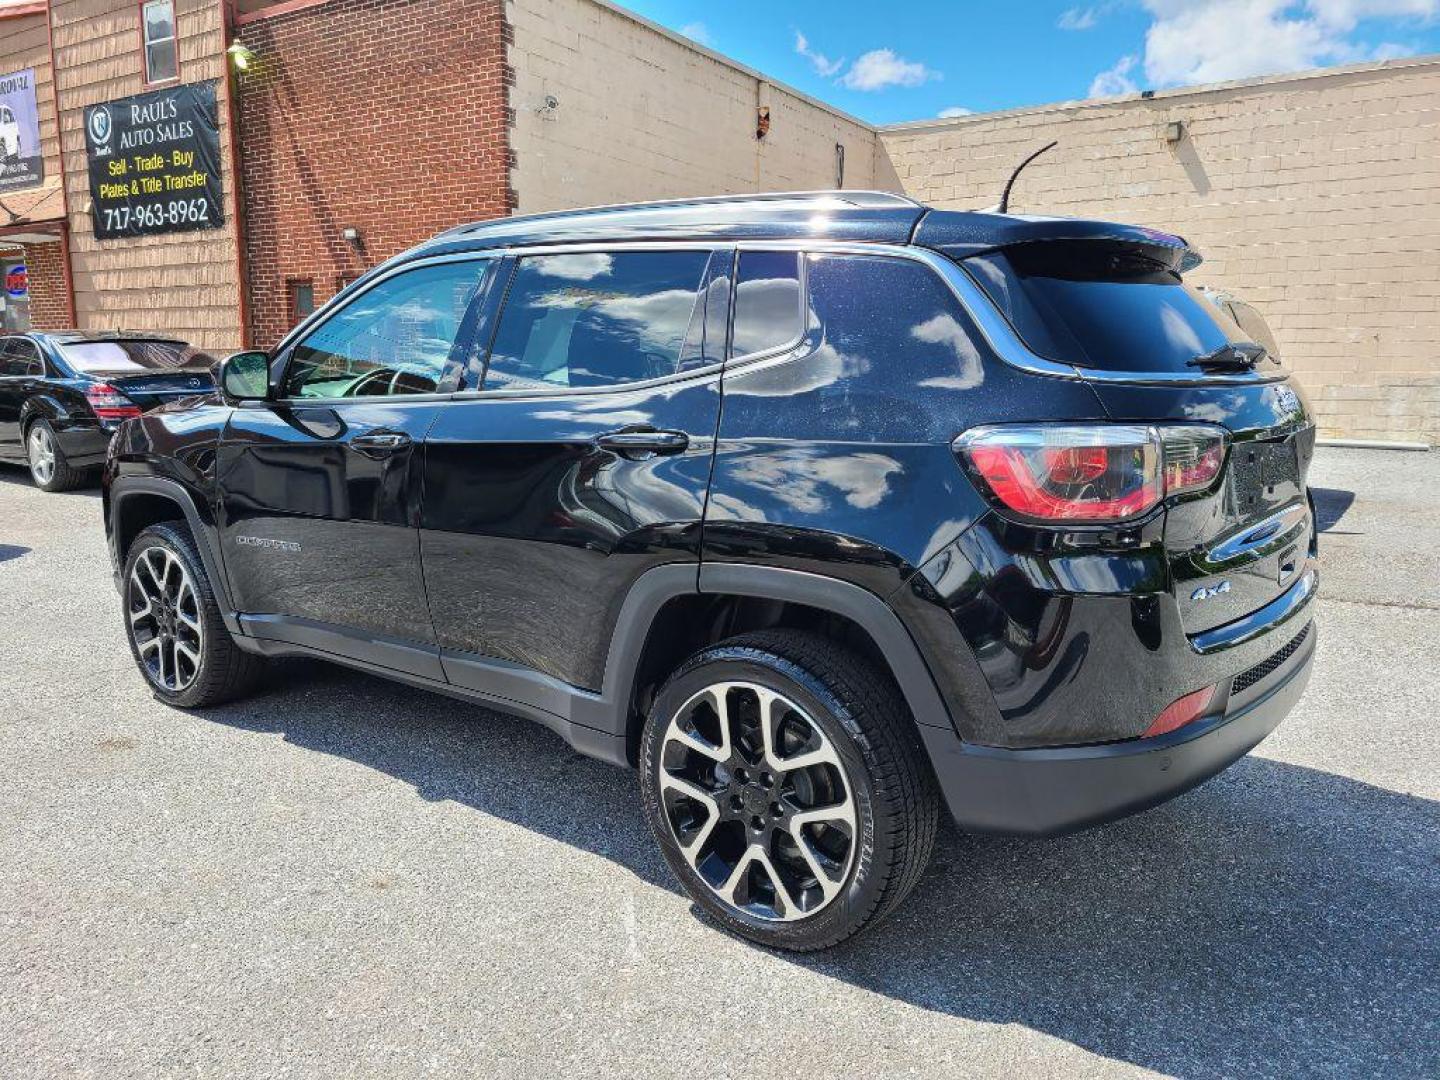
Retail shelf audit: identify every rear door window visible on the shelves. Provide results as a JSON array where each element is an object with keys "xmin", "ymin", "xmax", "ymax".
[
  {"xmin": 484, "ymin": 250, "xmax": 712, "ymax": 390},
  {"xmin": 963, "ymin": 240, "xmax": 1258, "ymax": 374},
  {"xmin": 730, "ymin": 251, "xmax": 802, "ymax": 357}
]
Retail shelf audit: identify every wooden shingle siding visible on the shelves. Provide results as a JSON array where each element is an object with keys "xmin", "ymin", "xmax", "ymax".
[{"xmin": 50, "ymin": 0, "xmax": 243, "ymax": 349}]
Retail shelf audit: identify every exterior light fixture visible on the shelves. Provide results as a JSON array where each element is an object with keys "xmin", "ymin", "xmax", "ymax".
[
  {"xmin": 226, "ymin": 43, "xmax": 256, "ymax": 72},
  {"xmin": 1165, "ymin": 120, "xmax": 1186, "ymax": 143}
]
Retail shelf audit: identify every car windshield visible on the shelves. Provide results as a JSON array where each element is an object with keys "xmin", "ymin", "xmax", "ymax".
[
  {"xmin": 963, "ymin": 240, "xmax": 1262, "ymax": 374},
  {"xmin": 60, "ymin": 340, "xmax": 215, "ymax": 374}
]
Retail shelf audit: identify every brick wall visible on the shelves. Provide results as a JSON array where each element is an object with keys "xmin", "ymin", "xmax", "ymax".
[
  {"xmin": 880, "ymin": 58, "xmax": 1440, "ymax": 445},
  {"xmin": 509, "ymin": 0, "xmax": 881, "ymax": 213},
  {"xmin": 22, "ymin": 240, "xmax": 70, "ymax": 329},
  {"xmin": 236, "ymin": 0, "xmax": 512, "ymax": 347}
]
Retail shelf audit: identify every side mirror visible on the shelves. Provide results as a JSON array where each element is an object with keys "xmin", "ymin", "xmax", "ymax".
[{"xmin": 219, "ymin": 350, "xmax": 271, "ymax": 401}]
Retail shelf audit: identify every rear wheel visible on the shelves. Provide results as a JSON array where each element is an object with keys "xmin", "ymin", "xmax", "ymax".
[
  {"xmin": 26, "ymin": 419, "xmax": 87, "ymax": 492},
  {"xmin": 123, "ymin": 522, "xmax": 265, "ymax": 707},
  {"xmin": 639, "ymin": 630, "xmax": 939, "ymax": 951}
]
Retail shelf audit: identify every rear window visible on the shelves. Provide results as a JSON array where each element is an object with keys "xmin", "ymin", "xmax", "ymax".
[
  {"xmin": 60, "ymin": 340, "xmax": 215, "ymax": 374},
  {"xmin": 963, "ymin": 241, "xmax": 1255, "ymax": 374}
]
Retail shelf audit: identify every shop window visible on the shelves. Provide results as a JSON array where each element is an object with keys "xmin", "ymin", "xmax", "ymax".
[
  {"xmin": 142, "ymin": 0, "xmax": 179, "ymax": 85},
  {"xmin": 287, "ymin": 279, "xmax": 316, "ymax": 325}
]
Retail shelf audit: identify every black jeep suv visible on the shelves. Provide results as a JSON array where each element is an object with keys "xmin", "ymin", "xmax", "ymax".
[{"xmin": 103, "ymin": 192, "xmax": 1318, "ymax": 950}]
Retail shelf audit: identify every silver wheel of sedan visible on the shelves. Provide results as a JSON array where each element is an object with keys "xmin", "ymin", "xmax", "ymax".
[
  {"xmin": 127, "ymin": 545, "xmax": 205, "ymax": 692},
  {"xmin": 27, "ymin": 424, "xmax": 56, "ymax": 486},
  {"xmin": 656, "ymin": 681, "xmax": 857, "ymax": 923}
]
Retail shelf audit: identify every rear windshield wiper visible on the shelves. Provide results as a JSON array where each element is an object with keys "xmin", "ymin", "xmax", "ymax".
[{"xmin": 1186, "ymin": 341, "xmax": 1268, "ymax": 370}]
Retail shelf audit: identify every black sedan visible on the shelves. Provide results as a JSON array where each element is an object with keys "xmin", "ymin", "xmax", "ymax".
[{"xmin": 0, "ymin": 331, "xmax": 217, "ymax": 492}]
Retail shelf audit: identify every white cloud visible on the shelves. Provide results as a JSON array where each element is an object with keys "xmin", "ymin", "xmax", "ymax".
[
  {"xmin": 794, "ymin": 30, "xmax": 845, "ymax": 77},
  {"xmin": 1090, "ymin": 53, "xmax": 1140, "ymax": 96},
  {"xmin": 679, "ymin": 22, "xmax": 713, "ymax": 47},
  {"xmin": 840, "ymin": 48, "xmax": 941, "ymax": 91},
  {"xmin": 938, "ymin": 105, "xmax": 974, "ymax": 117},
  {"xmin": 1059, "ymin": 6, "xmax": 1103, "ymax": 29},
  {"xmin": 1123, "ymin": 1, "xmax": 1438, "ymax": 91}
]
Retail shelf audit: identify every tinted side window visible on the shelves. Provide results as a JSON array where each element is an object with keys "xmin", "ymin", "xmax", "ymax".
[
  {"xmin": 731, "ymin": 251, "xmax": 801, "ymax": 357},
  {"xmin": 964, "ymin": 241, "xmax": 1250, "ymax": 374},
  {"xmin": 484, "ymin": 250, "xmax": 711, "ymax": 390},
  {"xmin": 1, "ymin": 339, "xmax": 42, "ymax": 377},
  {"xmin": 282, "ymin": 261, "xmax": 489, "ymax": 399}
]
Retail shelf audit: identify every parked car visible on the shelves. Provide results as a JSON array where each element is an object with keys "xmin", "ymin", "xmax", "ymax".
[
  {"xmin": 0, "ymin": 331, "xmax": 217, "ymax": 491},
  {"xmin": 102, "ymin": 192, "xmax": 1319, "ymax": 950}
]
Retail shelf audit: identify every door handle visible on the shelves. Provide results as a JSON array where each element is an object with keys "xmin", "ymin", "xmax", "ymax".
[
  {"xmin": 350, "ymin": 430, "xmax": 413, "ymax": 458},
  {"xmin": 595, "ymin": 428, "xmax": 690, "ymax": 457}
]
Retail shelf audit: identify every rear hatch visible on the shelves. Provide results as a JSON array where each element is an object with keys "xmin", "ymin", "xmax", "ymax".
[
  {"xmin": 59, "ymin": 338, "xmax": 217, "ymax": 410},
  {"xmin": 957, "ymin": 237, "xmax": 1316, "ymax": 635}
]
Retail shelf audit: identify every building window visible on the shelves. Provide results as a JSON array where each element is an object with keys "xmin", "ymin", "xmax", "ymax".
[
  {"xmin": 142, "ymin": 0, "xmax": 179, "ymax": 85},
  {"xmin": 287, "ymin": 279, "xmax": 316, "ymax": 325}
]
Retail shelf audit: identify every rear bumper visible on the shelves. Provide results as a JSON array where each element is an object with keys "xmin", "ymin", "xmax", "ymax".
[
  {"xmin": 53, "ymin": 420, "xmax": 113, "ymax": 467},
  {"xmin": 920, "ymin": 617, "xmax": 1317, "ymax": 836}
]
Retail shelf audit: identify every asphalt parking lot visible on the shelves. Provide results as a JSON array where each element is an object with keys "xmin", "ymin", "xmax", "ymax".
[{"xmin": 1, "ymin": 447, "xmax": 1437, "ymax": 1079}]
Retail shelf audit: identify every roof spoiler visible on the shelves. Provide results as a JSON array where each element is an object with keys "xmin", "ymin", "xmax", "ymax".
[{"xmin": 913, "ymin": 211, "xmax": 1202, "ymax": 272}]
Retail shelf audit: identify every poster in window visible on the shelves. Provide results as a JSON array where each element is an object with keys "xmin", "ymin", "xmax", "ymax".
[
  {"xmin": 84, "ymin": 80, "xmax": 224, "ymax": 240},
  {"xmin": 0, "ymin": 68, "xmax": 44, "ymax": 193}
]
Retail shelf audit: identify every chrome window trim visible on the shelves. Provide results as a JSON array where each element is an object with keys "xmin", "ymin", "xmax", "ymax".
[
  {"xmin": 276, "ymin": 238, "xmax": 1289, "ymax": 396},
  {"xmin": 738, "ymin": 239, "xmax": 1289, "ymax": 386}
]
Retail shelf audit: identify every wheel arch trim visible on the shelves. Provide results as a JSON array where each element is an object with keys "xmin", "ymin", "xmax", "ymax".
[
  {"xmin": 108, "ymin": 476, "xmax": 241, "ymax": 635},
  {"xmin": 588, "ymin": 563, "xmax": 954, "ymax": 756}
]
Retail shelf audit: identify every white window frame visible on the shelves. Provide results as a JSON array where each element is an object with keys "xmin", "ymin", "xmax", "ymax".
[{"xmin": 142, "ymin": 0, "xmax": 179, "ymax": 86}]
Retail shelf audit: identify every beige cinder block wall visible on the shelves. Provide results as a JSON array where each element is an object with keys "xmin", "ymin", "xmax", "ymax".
[
  {"xmin": 50, "ymin": 0, "xmax": 243, "ymax": 350},
  {"xmin": 509, "ymin": 0, "xmax": 884, "ymax": 213},
  {"xmin": 881, "ymin": 58, "xmax": 1440, "ymax": 445}
]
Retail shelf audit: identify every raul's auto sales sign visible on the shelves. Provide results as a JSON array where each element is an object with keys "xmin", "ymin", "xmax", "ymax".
[{"xmin": 84, "ymin": 81, "xmax": 224, "ymax": 240}]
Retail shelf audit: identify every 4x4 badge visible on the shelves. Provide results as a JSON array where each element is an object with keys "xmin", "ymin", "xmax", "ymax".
[{"xmin": 1191, "ymin": 580, "xmax": 1231, "ymax": 601}]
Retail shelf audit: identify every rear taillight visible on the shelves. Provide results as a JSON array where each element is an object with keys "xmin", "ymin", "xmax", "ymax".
[
  {"xmin": 953, "ymin": 424, "xmax": 1226, "ymax": 523},
  {"xmin": 1143, "ymin": 684, "xmax": 1218, "ymax": 738},
  {"xmin": 85, "ymin": 383, "xmax": 142, "ymax": 421}
]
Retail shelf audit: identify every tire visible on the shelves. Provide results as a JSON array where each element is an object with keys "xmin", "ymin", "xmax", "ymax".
[
  {"xmin": 122, "ymin": 521, "xmax": 266, "ymax": 707},
  {"xmin": 639, "ymin": 629, "xmax": 939, "ymax": 951},
  {"xmin": 26, "ymin": 419, "xmax": 88, "ymax": 493}
]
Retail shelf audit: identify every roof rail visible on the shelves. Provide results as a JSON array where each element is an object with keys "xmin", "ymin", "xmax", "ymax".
[{"xmin": 446, "ymin": 189, "xmax": 924, "ymax": 237}]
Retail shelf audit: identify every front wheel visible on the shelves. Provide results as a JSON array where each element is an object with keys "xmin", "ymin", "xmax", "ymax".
[
  {"xmin": 639, "ymin": 630, "xmax": 939, "ymax": 951},
  {"xmin": 123, "ymin": 522, "xmax": 265, "ymax": 707}
]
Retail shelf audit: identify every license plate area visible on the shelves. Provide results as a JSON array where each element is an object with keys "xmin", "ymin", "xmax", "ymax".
[{"xmin": 1227, "ymin": 436, "xmax": 1302, "ymax": 520}]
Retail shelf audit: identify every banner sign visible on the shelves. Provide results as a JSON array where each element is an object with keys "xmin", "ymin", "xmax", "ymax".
[
  {"xmin": 84, "ymin": 81, "xmax": 224, "ymax": 240},
  {"xmin": 5, "ymin": 264, "xmax": 26, "ymax": 298},
  {"xmin": 0, "ymin": 68, "xmax": 44, "ymax": 193}
]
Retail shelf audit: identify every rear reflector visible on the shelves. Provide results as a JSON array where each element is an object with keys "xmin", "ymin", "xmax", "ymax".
[
  {"xmin": 85, "ymin": 383, "xmax": 142, "ymax": 421},
  {"xmin": 1142, "ymin": 684, "xmax": 1217, "ymax": 739}
]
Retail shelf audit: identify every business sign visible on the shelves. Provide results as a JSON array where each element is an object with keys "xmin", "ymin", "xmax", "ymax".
[
  {"xmin": 5, "ymin": 264, "xmax": 26, "ymax": 298},
  {"xmin": 0, "ymin": 68, "xmax": 44, "ymax": 193},
  {"xmin": 84, "ymin": 81, "xmax": 224, "ymax": 240}
]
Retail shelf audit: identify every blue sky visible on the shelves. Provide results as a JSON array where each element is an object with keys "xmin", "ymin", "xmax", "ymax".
[{"xmin": 620, "ymin": 1, "xmax": 1440, "ymax": 124}]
